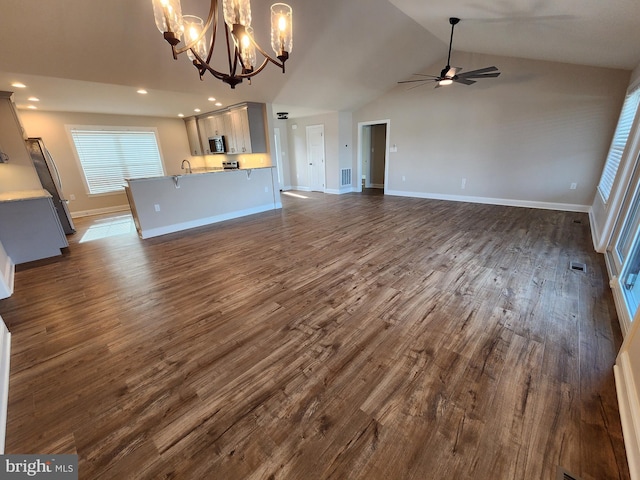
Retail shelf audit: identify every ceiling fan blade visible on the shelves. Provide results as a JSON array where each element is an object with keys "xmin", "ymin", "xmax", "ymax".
[
  {"xmin": 458, "ymin": 66, "xmax": 499, "ymax": 76},
  {"xmin": 453, "ymin": 77, "xmax": 476, "ymax": 85},
  {"xmin": 411, "ymin": 73, "xmax": 440, "ymax": 78},
  {"xmin": 397, "ymin": 79, "xmax": 435, "ymax": 84},
  {"xmin": 458, "ymin": 72, "xmax": 501, "ymax": 80}
]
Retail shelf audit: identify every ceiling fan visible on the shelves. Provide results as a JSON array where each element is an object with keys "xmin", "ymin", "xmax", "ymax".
[{"xmin": 399, "ymin": 17, "xmax": 501, "ymax": 88}]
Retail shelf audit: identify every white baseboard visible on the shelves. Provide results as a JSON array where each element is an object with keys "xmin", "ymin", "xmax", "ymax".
[
  {"xmin": 70, "ymin": 205, "xmax": 131, "ymax": 218},
  {"xmin": 139, "ymin": 203, "xmax": 281, "ymax": 239},
  {"xmin": 615, "ymin": 355, "xmax": 640, "ymax": 480},
  {"xmin": 384, "ymin": 189, "xmax": 590, "ymax": 213}
]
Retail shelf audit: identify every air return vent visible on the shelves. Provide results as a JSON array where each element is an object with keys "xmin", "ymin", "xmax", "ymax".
[
  {"xmin": 570, "ymin": 261, "xmax": 586, "ymax": 273},
  {"xmin": 556, "ymin": 466, "xmax": 582, "ymax": 480},
  {"xmin": 340, "ymin": 168, "xmax": 352, "ymax": 187}
]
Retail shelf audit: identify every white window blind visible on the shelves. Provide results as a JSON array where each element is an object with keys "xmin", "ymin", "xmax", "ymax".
[
  {"xmin": 598, "ymin": 87, "xmax": 640, "ymax": 203},
  {"xmin": 70, "ymin": 128, "xmax": 165, "ymax": 195}
]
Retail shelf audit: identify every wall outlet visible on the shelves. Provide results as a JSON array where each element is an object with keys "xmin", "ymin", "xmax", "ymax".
[
  {"xmin": 461, "ymin": 178, "xmax": 466, "ymax": 189},
  {"xmin": 570, "ymin": 182, "xmax": 577, "ymax": 190},
  {"xmin": 402, "ymin": 175, "xmax": 406, "ymax": 182},
  {"xmin": 154, "ymin": 204, "xmax": 161, "ymax": 212},
  {"xmin": 264, "ymin": 186, "xmax": 269, "ymax": 193},
  {"xmin": 69, "ymin": 194, "xmax": 76, "ymax": 201},
  {"xmin": 390, "ymin": 144, "xmax": 398, "ymax": 153}
]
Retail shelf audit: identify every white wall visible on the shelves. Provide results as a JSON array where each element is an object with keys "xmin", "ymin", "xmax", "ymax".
[
  {"xmin": 273, "ymin": 118, "xmax": 292, "ymax": 189},
  {"xmin": 286, "ymin": 112, "xmax": 338, "ymax": 191},
  {"xmin": 18, "ymin": 110, "xmax": 192, "ymax": 215},
  {"xmin": 353, "ymin": 52, "xmax": 629, "ymax": 211}
]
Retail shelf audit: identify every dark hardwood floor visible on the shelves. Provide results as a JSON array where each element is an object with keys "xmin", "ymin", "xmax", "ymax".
[{"xmin": 0, "ymin": 191, "xmax": 629, "ymax": 479}]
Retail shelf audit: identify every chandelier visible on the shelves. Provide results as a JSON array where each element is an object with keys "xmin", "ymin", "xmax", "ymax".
[{"xmin": 152, "ymin": 0, "xmax": 293, "ymax": 89}]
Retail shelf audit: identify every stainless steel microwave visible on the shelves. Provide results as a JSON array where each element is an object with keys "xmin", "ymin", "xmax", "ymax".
[{"xmin": 209, "ymin": 136, "xmax": 226, "ymax": 154}]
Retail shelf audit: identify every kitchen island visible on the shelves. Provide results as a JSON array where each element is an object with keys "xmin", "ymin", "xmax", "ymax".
[{"xmin": 125, "ymin": 166, "xmax": 282, "ymax": 239}]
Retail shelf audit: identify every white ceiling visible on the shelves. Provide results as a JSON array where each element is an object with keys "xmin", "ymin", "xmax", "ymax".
[{"xmin": 1, "ymin": 0, "xmax": 638, "ymax": 120}]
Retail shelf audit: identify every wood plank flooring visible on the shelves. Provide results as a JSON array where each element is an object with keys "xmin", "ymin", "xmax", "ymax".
[{"xmin": 0, "ymin": 191, "xmax": 629, "ymax": 479}]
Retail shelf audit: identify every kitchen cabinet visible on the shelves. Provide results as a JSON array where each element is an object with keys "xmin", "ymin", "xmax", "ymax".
[
  {"xmin": 184, "ymin": 117, "xmax": 203, "ymax": 156},
  {"xmin": 226, "ymin": 103, "xmax": 267, "ymax": 154},
  {"xmin": 223, "ymin": 111, "xmax": 237, "ymax": 154},
  {"xmin": 0, "ymin": 190, "xmax": 68, "ymax": 264},
  {"xmin": 184, "ymin": 103, "xmax": 268, "ymax": 156},
  {"xmin": 194, "ymin": 114, "xmax": 227, "ymax": 155}
]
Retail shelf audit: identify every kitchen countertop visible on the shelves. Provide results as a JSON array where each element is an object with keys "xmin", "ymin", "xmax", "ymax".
[
  {"xmin": 126, "ymin": 166, "xmax": 276, "ymax": 182},
  {"xmin": 0, "ymin": 189, "xmax": 52, "ymax": 203}
]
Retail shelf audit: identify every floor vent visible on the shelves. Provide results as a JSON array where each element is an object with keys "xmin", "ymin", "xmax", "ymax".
[
  {"xmin": 557, "ymin": 466, "xmax": 583, "ymax": 480},
  {"xmin": 573, "ymin": 219, "xmax": 582, "ymax": 224},
  {"xmin": 570, "ymin": 261, "xmax": 586, "ymax": 273},
  {"xmin": 340, "ymin": 168, "xmax": 352, "ymax": 187}
]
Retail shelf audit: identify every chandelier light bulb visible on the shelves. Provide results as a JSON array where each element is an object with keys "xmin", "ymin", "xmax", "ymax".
[
  {"xmin": 152, "ymin": 0, "xmax": 183, "ymax": 43},
  {"xmin": 271, "ymin": 3, "xmax": 292, "ymax": 58},
  {"xmin": 183, "ymin": 15, "xmax": 208, "ymax": 61}
]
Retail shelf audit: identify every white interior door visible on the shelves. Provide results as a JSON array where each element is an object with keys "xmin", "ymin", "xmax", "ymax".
[{"xmin": 307, "ymin": 125, "xmax": 325, "ymax": 192}]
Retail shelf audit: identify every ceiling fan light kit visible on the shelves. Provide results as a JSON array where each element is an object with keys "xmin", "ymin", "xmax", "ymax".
[
  {"xmin": 399, "ymin": 17, "xmax": 501, "ymax": 89},
  {"xmin": 152, "ymin": 0, "xmax": 293, "ymax": 89}
]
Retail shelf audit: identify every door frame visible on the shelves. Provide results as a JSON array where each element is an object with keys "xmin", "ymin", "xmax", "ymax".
[{"xmin": 357, "ymin": 119, "xmax": 390, "ymax": 193}]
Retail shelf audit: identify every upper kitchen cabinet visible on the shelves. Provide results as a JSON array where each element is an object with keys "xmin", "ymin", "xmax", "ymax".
[
  {"xmin": 197, "ymin": 114, "xmax": 227, "ymax": 155},
  {"xmin": 184, "ymin": 117, "xmax": 203, "ymax": 156},
  {"xmin": 185, "ymin": 102, "xmax": 268, "ymax": 156},
  {"xmin": 227, "ymin": 103, "xmax": 267, "ymax": 154}
]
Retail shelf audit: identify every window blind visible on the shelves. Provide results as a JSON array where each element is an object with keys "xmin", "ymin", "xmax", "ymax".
[
  {"xmin": 70, "ymin": 129, "xmax": 165, "ymax": 195},
  {"xmin": 598, "ymin": 87, "xmax": 640, "ymax": 203}
]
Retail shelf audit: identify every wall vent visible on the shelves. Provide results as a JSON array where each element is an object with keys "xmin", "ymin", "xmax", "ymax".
[
  {"xmin": 340, "ymin": 168, "xmax": 352, "ymax": 187},
  {"xmin": 556, "ymin": 466, "xmax": 583, "ymax": 480},
  {"xmin": 570, "ymin": 261, "xmax": 587, "ymax": 273}
]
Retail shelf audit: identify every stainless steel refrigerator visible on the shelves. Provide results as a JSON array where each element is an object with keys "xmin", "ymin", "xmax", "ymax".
[{"xmin": 26, "ymin": 138, "xmax": 75, "ymax": 234}]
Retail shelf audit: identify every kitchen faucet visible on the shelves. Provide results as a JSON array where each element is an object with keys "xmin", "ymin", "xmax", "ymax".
[{"xmin": 181, "ymin": 159, "xmax": 192, "ymax": 174}]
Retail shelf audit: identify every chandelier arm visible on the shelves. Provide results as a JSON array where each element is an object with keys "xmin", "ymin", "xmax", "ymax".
[
  {"xmin": 250, "ymin": 37, "xmax": 286, "ymax": 70},
  {"xmin": 224, "ymin": 23, "xmax": 240, "ymax": 77},
  {"xmin": 204, "ymin": 0, "xmax": 218, "ymax": 64},
  {"xmin": 173, "ymin": 0, "xmax": 217, "ymax": 56}
]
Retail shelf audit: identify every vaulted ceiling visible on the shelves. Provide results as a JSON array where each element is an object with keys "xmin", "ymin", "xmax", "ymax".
[{"xmin": 1, "ymin": 0, "xmax": 638, "ymax": 119}]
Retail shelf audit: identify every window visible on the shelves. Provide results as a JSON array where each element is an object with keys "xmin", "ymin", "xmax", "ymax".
[
  {"xmin": 70, "ymin": 127, "xmax": 165, "ymax": 195},
  {"xmin": 597, "ymin": 87, "xmax": 640, "ymax": 203}
]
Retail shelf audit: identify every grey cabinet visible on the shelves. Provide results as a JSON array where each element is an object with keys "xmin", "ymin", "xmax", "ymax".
[{"xmin": 0, "ymin": 191, "xmax": 68, "ymax": 264}]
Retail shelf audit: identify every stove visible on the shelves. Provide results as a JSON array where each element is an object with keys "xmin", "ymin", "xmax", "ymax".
[{"xmin": 222, "ymin": 160, "xmax": 239, "ymax": 170}]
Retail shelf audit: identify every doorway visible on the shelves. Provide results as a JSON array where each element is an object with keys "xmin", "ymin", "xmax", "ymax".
[
  {"xmin": 306, "ymin": 125, "xmax": 325, "ymax": 192},
  {"xmin": 357, "ymin": 120, "xmax": 390, "ymax": 193}
]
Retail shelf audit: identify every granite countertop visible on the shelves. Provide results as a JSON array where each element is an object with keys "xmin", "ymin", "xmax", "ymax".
[
  {"xmin": 0, "ymin": 189, "xmax": 52, "ymax": 203},
  {"xmin": 126, "ymin": 166, "xmax": 275, "ymax": 182}
]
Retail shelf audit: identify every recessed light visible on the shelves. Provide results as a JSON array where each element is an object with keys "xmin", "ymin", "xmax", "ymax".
[
  {"xmin": 178, "ymin": 113, "xmax": 184, "ymax": 117},
  {"xmin": 27, "ymin": 105, "xmax": 37, "ymax": 110},
  {"xmin": 11, "ymin": 82, "xmax": 26, "ymax": 89},
  {"xmin": 137, "ymin": 89, "xmax": 148, "ymax": 94},
  {"xmin": 208, "ymin": 97, "xmax": 216, "ymax": 102},
  {"xmin": 27, "ymin": 97, "xmax": 40, "ymax": 102},
  {"xmin": 214, "ymin": 102, "xmax": 222, "ymax": 107},
  {"xmin": 194, "ymin": 108, "xmax": 201, "ymax": 113}
]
